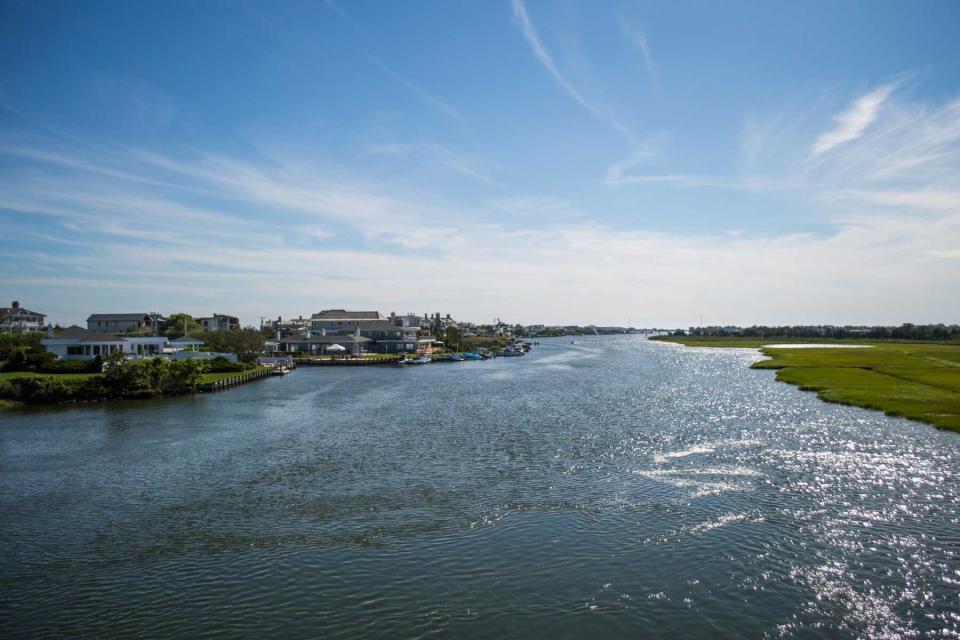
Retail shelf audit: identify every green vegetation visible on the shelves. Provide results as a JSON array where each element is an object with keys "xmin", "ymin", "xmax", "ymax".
[
  {"xmin": 164, "ymin": 312, "xmax": 204, "ymax": 339},
  {"xmin": 461, "ymin": 335, "xmax": 509, "ymax": 350},
  {"xmin": 654, "ymin": 335, "xmax": 960, "ymax": 432},
  {"xmin": 673, "ymin": 323, "xmax": 960, "ymax": 341},
  {"xmin": 2, "ymin": 353, "xmax": 206, "ymax": 407},
  {"xmin": 202, "ymin": 328, "xmax": 265, "ymax": 363}
]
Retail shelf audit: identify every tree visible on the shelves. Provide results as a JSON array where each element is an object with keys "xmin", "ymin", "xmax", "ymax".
[
  {"xmin": 165, "ymin": 313, "xmax": 204, "ymax": 339},
  {"xmin": 203, "ymin": 327, "xmax": 265, "ymax": 363}
]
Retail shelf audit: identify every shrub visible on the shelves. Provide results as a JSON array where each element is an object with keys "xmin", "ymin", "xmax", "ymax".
[{"xmin": 205, "ymin": 356, "xmax": 247, "ymax": 373}]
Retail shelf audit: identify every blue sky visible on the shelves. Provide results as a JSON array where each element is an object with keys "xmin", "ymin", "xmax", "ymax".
[{"xmin": 2, "ymin": 0, "xmax": 959, "ymax": 327}]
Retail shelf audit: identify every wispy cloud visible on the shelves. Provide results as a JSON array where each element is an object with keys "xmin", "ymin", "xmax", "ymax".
[
  {"xmin": 510, "ymin": 0, "xmax": 600, "ymax": 116},
  {"xmin": 617, "ymin": 11, "xmax": 660, "ymax": 98},
  {"xmin": 812, "ymin": 83, "xmax": 895, "ymax": 156}
]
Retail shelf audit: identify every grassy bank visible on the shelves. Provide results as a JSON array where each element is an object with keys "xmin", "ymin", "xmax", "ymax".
[{"xmin": 651, "ymin": 336, "xmax": 960, "ymax": 432}]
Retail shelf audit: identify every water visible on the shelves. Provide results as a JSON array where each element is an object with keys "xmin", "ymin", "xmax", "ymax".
[{"xmin": 1, "ymin": 337, "xmax": 958, "ymax": 639}]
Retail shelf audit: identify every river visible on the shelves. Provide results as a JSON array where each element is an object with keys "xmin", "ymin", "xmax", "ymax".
[{"xmin": 1, "ymin": 336, "xmax": 958, "ymax": 638}]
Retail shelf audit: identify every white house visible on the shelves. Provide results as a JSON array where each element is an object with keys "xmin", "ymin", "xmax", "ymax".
[{"xmin": 41, "ymin": 325, "xmax": 129, "ymax": 360}]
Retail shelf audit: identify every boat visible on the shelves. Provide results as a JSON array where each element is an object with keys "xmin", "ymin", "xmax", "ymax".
[
  {"xmin": 270, "ymin": 366, "xmax": 291, "ymax": 376},
  {"xmin": 462, "ymin": 352, "xmax": 483, "ymax": 360},
  {"xmin": 496, "ymin": 347, "xmax": 524, "ymax": 357},
  {"xmin": 415, "ymin": 356, "xmax": 431, "ymax": 364}
]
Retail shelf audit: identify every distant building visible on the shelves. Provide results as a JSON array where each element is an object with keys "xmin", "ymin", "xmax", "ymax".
[
  {"xmin": 0, "ymin": 301, "xmax": 46, "ymax": 334},
  {"xmin": 87, "ymin": 313, "xmax": 159, "ymax": 334},
  {"xmin": 196, "ymin": 314, "xmax": 240, "ymax": 332}
]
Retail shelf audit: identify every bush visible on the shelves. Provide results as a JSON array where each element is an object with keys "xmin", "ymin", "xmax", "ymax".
[
  {"xmin": 36, "ymin": 356, "xmax": 102, "ymax": 374},
  {"xmin": 204, "ymin": 356, "xmax": 248, "ymax": 373}
]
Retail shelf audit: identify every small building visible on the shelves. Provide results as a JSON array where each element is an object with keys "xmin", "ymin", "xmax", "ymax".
[
  {"xmin": 87, "ymin": 313, "xmax": 159, "ymax": 334},
  {"xmin": 196, "ymin": 314, "xmax": 240, "ymax": 332},
  {"xmin": 0, "ymin": 301, "xmax": 46, "ymax": 334},
  {"xmin": 170, "ymin": 335, "xmax": 205, "ymax": 351}
]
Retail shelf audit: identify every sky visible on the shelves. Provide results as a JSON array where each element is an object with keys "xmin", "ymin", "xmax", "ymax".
[{"xmin": 1, "ymin": 0, "xmax": 959, "ymax": 328}]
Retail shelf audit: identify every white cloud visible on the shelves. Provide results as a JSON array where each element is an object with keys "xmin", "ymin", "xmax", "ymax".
[
  {"xmin": 812, "ymin": 83, "xmax": 895, "ymax": 156},
  {"xmin": 3, "ymin": 80, "xmax": 960, "ymax": 328}
]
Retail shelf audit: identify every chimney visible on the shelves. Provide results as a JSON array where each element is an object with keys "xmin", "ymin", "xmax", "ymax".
[{"xmin": 47, "ymin": 323, "xmax": 54, "ymax": 338}]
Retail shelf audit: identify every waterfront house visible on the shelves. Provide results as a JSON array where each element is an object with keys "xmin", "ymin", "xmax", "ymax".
[
  {"xmin": 87, "ymin": 313, "xmax": 159, "ymax": 334},
  {"xmin": 354, "ymin": 321, "xmax": 436, "ymax": 354},
  {"xmin": 196, "ymin": 314, "xmax": 240, "ymax": 332},
  {"xmin": 42, "ymin": 325, "xmax": 169, "ymax": 360},
  {"xmin": 0, "ymin": 301, "xmax": 46, "ymax": 334},
  {"xmin": 42, "ymin": 325, "xmax": 130, "ymax": 360},
  {"xmin": 278, "ymin": 331, "xmax": 371, "ymax": 355}
]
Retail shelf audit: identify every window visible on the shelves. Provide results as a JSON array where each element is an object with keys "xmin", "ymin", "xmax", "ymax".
[{"xmin": 67, "ymin": 346, "xmax": 83, "ymax": 355}]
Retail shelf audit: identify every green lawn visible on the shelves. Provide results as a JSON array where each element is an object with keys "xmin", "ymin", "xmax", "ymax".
[
  {"xmin": 0, "ymin": 371, "xmax": 101, "ymax": 382},
  {"xmin": 652, "ymin": 336, "xmax": 960, "ymax": 432}
]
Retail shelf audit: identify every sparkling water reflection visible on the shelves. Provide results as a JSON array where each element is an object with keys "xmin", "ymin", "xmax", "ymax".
[{"xmin": 1, "ymin": 337, "xmax": 958, "ymax": 639}]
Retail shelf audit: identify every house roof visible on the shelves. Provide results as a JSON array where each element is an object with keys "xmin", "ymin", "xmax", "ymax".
[
  {"xmin": 52, "ymin": 325, "xmax": 94, "ymax": 339},
  {"xmin": 310, "ymin": 309, "xmax": 385, "ymax": 321},
  {"xmin": 48, "ymin": 325, "xmax": 128, "ymax": 343},
  {"xmin": 278, "ymin": 334, "xmax": 371, "ymax": 344},
  {"xmin": 87, "ymin": 313, "xmax": 151, "ymax": 322},
  {"xmin": 81, "ymin": 332, "xmax": 128, "ymax": 343},
  {"xmin": 0, "ymin": 306, "xmax": 45, "ymax": 319}
]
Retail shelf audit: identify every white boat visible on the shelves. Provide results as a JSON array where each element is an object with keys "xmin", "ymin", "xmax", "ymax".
[{"xmin": 496, "ymin": 347, "xmax": 524, "ymax": 357}]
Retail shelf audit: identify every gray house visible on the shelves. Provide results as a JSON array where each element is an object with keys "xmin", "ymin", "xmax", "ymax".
[
  {"xmin": 196, "ymin": 314, "xmax": 240, "ymax": 332},
  {"xmin": 309, "ymin": 309, "xmax": 386, "ymax": 332},
  {"xmin": 87, "ymin": 313, "xmax": 159, "ymax": 334}
]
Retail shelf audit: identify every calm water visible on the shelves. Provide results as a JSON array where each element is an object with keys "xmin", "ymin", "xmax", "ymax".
[{"xmin": 2, "ymin": 337, "xmax": 958, "ymax": 639}]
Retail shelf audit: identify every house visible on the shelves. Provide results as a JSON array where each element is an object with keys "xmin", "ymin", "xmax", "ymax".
[
  {"xmin": 353, "ymin": 321, "xmax": 436, "ymax": 354},
  {"xmin": 391, "ymin": 312, "xmax": 431, "ymax": 329},
  {"xmin": 42, "ymin": 325, "xmax": 131, "ymax": 360},
  {"xmin": 309, "ymin": 309, "xmax": 386, "ymax": 332},
  {"xmin": 277, "ymin": 331, "xmax": 372, "ymax": 356},
  {"xmin": 0, "ymin": 301, "xmax": 46, "ymax": 334},
  {"xmin": 42, "ymin": 325, "xmax": 168, "ymax": 360},
  {"xmin": 87, "ymin": 313, "xmax": 159, "ymax": 334},
  {"xmin": 196, "ymin": 314, "xmax": 240, "ymax": 332}
]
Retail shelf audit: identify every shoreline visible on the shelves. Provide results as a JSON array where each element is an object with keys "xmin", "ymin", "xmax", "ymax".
[{"xmin": 652, "ymin": 335, "xmax": 960, "ymax": 432}]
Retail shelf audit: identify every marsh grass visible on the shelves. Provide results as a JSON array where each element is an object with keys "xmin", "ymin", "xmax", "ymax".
[{"xmin": 653, "ymin": 336, "xmax": 960, "ymax": 432}]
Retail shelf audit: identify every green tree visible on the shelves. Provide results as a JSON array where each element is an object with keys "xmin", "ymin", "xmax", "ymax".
[
  {"xmin": 165, "ymin": 313, "xmax": 204, "ymax": 339},
  {"xmin": 203, "ymin": 327, "xmax": 265, "ymax": 363}
]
